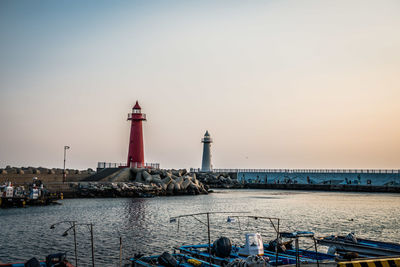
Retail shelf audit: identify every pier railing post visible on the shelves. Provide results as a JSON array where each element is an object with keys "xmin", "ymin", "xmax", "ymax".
[
  {"xmin": 275, "ymin": 219, "xmax": 279, "ymax": 266},
  {"xmin": 73, "ymin": 221, "xmax": 78, "ymax": 267},
  {"xmin": 313, "ymin": 237, "xmax": 319, "ymax": 267},
  {"xmin": 207, "ymin": 213, "xmax": 211, "ymax": 266},
  {"xmin": 90, "ymin": 223, "xmax": 95, "ymax": 267},
  {"xmin": 119, "ymin": 236, "xmax": 122, "ymax": 267},
  {"xmin": 295, "ymin": 237, "xmax": 299, "ymax": 267}
]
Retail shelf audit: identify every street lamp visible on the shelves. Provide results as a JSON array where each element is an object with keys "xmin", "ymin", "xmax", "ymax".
[
  {"xmin": 50, "ymin": 221, "xmax": 77, "ymax": 267},
  {"xmin": 63, "ymin": 146, "xmax": 70, "ymax": 183},
  {"xmin": 61, "ymin": 223, "xmax": 95, "ymax": 267}
]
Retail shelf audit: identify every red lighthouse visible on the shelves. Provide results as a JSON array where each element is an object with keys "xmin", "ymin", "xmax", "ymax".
[{"xmin": 127, "ymin": 101, "xmax": 146, "ymax": 168}]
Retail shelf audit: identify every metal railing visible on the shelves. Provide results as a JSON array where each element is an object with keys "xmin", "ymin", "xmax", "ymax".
[
  {"xmin": 97, "ymin": 162, "xmax": 125, "ymax": 169},
  {"xmin": 190, "ymin": 168, "xmax": 400, "ymax": 174},
  {"xmin": 97, "ymin": 162, "xmax": 160, "ymax": 169},
  {"xmin": 127, "ymin": 113, "xmax": 146, "ymax": 120},
  {"xmin": 128, "ymin": 162, "xmax": 160, "ymax": 169}
]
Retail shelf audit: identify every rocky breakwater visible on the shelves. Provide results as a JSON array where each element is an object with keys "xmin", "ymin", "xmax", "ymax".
[
  {"xmin": 74, "ymin": 168, "xmax": 209, "ymax": 198},
  {"xmin": 134, "ymin": 168, "xmax": 209, "ymax": 195},
  {"xmin": 196, "ymin": 172, "xmax": 242, "ymax": 188}
]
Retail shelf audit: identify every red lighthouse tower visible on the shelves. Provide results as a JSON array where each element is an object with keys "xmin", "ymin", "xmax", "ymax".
[{"xmin": 127, "ymin": 101, "xmax": 147, "ymax": 168}]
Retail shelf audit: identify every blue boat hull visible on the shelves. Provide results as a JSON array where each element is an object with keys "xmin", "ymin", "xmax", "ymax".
[
  {"xmin": 130, "ymin": 253, "xmax": 220, "ymax": 267},
  {"xmin": 317, "ymin": 236, "xmax": 400, "ymax": 257},
  {"xmin": 178, "ymin": 244, "xmax": 329, "ymax": 266}
]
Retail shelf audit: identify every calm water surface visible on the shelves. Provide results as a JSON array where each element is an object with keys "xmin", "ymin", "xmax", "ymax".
[{"xmin": 1, "ymin": 189, "xmax": 399, "ymax": 266}]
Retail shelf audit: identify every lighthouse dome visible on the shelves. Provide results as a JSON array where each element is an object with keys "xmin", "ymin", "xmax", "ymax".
[
  {"xmin": 204, "ymin": 130, "xmax": 210, "ymax": 137},
  {"xmin": 133, "ymin": 101, "xmax": 141, "ymax": 110}
]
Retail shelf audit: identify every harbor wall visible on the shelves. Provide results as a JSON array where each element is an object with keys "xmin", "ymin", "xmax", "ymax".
[
  {"xmin": 236, "ymin": 171, "xmax": 400, "ymax": 186},
  {"xmin": 0, "ymin": 167, "xmax": 93, "ymax": 184},
  {"xmin": 246, "ymin": 183, "xmax": 400, "ymax": 193}
]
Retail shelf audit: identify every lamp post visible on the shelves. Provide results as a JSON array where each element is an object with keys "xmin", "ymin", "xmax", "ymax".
[
  {"xmin": 61, "ymin": 223, "xmax": 95, "ymax": 267},
  {"xmin": 50, "ymin": 221, "xmax": 78, "ymax": 267},
  {"xmin": 63, "ymin": 146, "xmax": 70, "ymax": 183}
]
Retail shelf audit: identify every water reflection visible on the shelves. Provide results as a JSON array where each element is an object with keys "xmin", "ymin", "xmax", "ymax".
[{"xmin": 124, "ymin": 198, "xmax": 147, "ymax": 228}]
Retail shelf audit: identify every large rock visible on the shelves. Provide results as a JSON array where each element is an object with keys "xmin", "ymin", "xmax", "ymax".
[
  {"xmin": 149, "ymin": 169, "xmax": 162, "ymax": 176},
  {"xmin": 167, "ymin": 182, "xmax": 175, "ymax": 193},
  {"xmin": 161, "ymin": 176, "xmax": 173, "ymax": 186},
  {"xmin": 130, "ymin": 168, "xmax": 141, "ymax": 176},
  {"xmin": 152, "ymin": 174, "xmax": 162, "ymax": 185},
  {"xmin": 175, "ymin": 176, "xmax": 184, "ymax": 185},
  {"xmin": 135, "ymin": 171, "xmax": 144, "ymax": 183},
  {"xmin": 174, "ymin": 183, "xmax": 181, "ymax": 193},
  {"xmin": 171, "ymin": 174, "xmax": 180, "ymax": 181},
  {"xmin": 181, "ymin": 179, "xmax": 191, "ymax": 190},
  {"xmin": 142, "ymin": 171, "xmax": 152, "ymax": 183}
]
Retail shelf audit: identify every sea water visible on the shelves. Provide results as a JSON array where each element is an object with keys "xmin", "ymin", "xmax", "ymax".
[{"xmin": 1, "ymin": 189, "xmax": 399, "ymax": 266}]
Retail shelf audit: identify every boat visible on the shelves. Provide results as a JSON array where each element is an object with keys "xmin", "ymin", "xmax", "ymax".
[
  {"xmin": 171, "ymin": 212, "xmax": 337, "ymax": 266},
  {"xmin": 178, "ymin": 234, "xmax": 331, "ymax": 266},
  {"xmin": 179, "ymin": 242, "xmax": 303, "ymax": 266},
  {"xmin": 130, "ymin": 252, "xmax": 221, "ymax": 267},
  {"xmin": 0, "ymin": 179, "xmax": 61, "ymax": 208},
  {"xmin": 0, "ymin": 253, "xmax": 74, "ymax": 267},
  {"xmin": 317, "ymin": 233, "xmax": 400, "ymax": 257},
  {"xmin": 264, "ymin": 231, "xmax": 337, "ymax": 262},
  {"xmin": 178, "ymin": 233, "xmax": 333, "ymax": 265}
]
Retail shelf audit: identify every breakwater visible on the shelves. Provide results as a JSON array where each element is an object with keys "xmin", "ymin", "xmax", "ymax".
[
  {"xmin": 1, "ymin": 167, "xmax": 239, "ymax": 199},
  {"xmin": 44, "ymin": 170, "xmax": 241, "ymax": 198},
  {"xmin": 55, "ymin": 168, "xmax": 211, "ymax": 198}
]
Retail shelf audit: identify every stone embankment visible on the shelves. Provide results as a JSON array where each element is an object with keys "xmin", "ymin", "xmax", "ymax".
[
  {"xmin": 196, "ymin": 172, "xmax": 242, "ymax": 188},
  {"xmin": 74, "ymin": 168, "xmax": 209, "ymax": 197},
  {"xmin": 0, "ymin": 166, "xmax": 94, "ymax": 184},
  {"xmin": 1, "ymin": 165, "xmax": 242, "ymax": 198},
  {"xmin": 71, "ymin": 169, "xmax": 243, "ymax": 197}
]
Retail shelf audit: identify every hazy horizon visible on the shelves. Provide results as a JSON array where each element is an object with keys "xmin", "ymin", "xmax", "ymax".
[{"xmin": 1, "ymin": 0, "xmax": 399, "ymax": 170}]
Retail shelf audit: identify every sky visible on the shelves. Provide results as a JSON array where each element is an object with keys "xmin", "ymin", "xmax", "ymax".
[{"xmin": 0, "ymin": 0, "xmax": 399, "ymax": 170}]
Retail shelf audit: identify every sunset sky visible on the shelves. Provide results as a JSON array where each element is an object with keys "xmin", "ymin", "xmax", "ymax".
[{"xmin": 1, "ymin": 0, "xmax": 399, "ymax": 170}]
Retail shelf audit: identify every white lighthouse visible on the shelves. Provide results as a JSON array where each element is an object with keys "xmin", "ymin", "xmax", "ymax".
[{"xmin": 201, "ymin": 130, "xmax": 213, "ymax": 172}]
